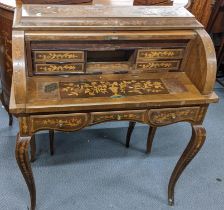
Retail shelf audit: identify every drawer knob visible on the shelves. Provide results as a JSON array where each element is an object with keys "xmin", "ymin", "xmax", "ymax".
[
  {"xmin": 59, "ymin": 123, "xmax": 63, "ymax": 128},
  {"xmin": 117, "ymin": 115, "xmax": 121, "ymax": 121},
  {"xmin": 171, "ymin": 114, "xmax": 176, "ymax": 120}
]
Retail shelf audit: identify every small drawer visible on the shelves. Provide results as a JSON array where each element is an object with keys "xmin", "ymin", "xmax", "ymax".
[
  {"xmin": 35, "ymin": 63, "xmax": 84, "ymax": 74},
  {"xmin": 148, "ymin": 107, "xmax": 201, "ymax": 126},
  {"xmin": 137, "ymin": 48, "xmax": 184, "ymax": 61},
  {"xmin": 91, "ymin": 110, "xmax": 147, "ymax": 124},
  {"xmin": 34, "ymin": 51, "xmax": 85, "ymax": 62},
  {"xmin": 136, "ymin": 60, "xmax": 180, "ymax": 71},
  {"xmin": 30, "ymin": 113, "xmax": 89, "ymax": 132}
]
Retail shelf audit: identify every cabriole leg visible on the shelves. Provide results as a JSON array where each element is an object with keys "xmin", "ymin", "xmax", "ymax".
[
  {"xmin": 168, "ymin": 125, "xmax": 206, "ymax": 206},
  {"xmin": 9, "ymin": 113, "xmax": 13, "ymax": 126},
  {"xmin": 146, "ymin": 126, "xmax": 157, "ymax": 154},
  {"xmin": 15, "ymin": 133, "xmax": 36, "ymax": 210},
  {"xmin": 30, "ymin": 135, "xmax": 36, "ymax": 162},
  {"xmin": 0, "ymin": 92, "xmax": 13, "ymax": 126},
  {"xmin": 126, "ymin": 121, "xmax": 136, "ymax": 148},
  {"xmin": 49, "ymin": 130, "xmax": 55, "ymax": 156}
]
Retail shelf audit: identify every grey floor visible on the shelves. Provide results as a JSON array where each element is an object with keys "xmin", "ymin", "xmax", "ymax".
[{"xmin": 0, "ymin": 83, "xmax": 224, "ymax": 210}]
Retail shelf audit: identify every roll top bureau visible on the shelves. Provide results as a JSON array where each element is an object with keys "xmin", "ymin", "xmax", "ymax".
[{"xmin": 10, "ymin": 4, "xmax": 218, "ymax": 210}]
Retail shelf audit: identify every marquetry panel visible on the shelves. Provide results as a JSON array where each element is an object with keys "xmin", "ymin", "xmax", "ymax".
[
  {"xmin": 33, "ymin": 51, "xmax": 84, "ymax": 62},
  {"xmin": 136, "ymin": 49, "xmax": 184, "ymax": 61},
  {"xmin": 91, "ymin": 110, "xmax": 147, "ymax": 124},
  {"xmin": 35, "ymin": 63, "xmax": 84, "ymax": 74},
  {"xmin": 19, "ymin": 117, "xmax": 30, "ymax": 136},
  {"xmin": 59, "ymin": 79, "xmax": 169, "ymax": 99},
  {"xmin": 136, "ymin": 60, "xmax": 180, "ymax": 71},
  {"xmin": 30, "ymin": 113, "xmax": 89, "ymax": 132},
  {"xmin": 148, "ymin": 107, "xmax": 201, "ymax": 126}
]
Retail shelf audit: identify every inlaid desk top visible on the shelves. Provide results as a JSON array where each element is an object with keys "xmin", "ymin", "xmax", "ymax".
[{"xmin": 13, "ymin": 72, "xmax": 216, "ymax": 114}]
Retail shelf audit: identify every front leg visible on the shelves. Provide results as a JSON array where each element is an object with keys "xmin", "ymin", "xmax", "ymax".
[
  {"xmin": 146, "ymin": 126, "xmax": 157, "ymax": 154},
  {"xmin": 30, "ymin": 135, "xmax": 36, "ymax": 162},
  {"xmin": 49, "ymin": 130, "xmax": 55, "ymax": 156},
  {"xmin": 168, "ymin": 125, "xmax": 206, "ymax": 206},
  {"xmin": 9, "ymin": 113, "xmax": 13, "ymax": 126},
  {"xmin": 15, "ymin": 133, "xmax": 36, "ymax": 210},
  {"xmin": 126, "ymin": 121, "xmax": 136, "ymax": 148}
]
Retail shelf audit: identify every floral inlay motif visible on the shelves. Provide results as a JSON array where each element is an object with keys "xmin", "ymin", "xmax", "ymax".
[
  {"xmin": 31, "ymin": 116, "xmax": 87, "ymax": 132},
  {"xmin": 93, "ymin": 113, "xmax": 144, "ymax": 123},
  {"xmin": 150, "ymin": 108, "xmax": 199, "ymax": 125},
  {"xmin": 137, "ymin": 49, "xmax": 184, "ymax": 60},
  {"xmin": 59, "ymin": 79, "xmax": 169, "ymax": 98},
  {"xmin": 42, "ymin": 118, "xmax": 82, "ymax": 127},
  {"xmin": 140, "ymin": 51, "xmax": 175, "ymax": 59},
  {"xmin": 36, "ymin": 63, "xmax": 83, "ymax": 73},
  {"xmin": 35, "ymin": 51, "xmax": 84, "ymax": 62},
  {"xmin": 137, "ymin": 62, "xmax": 172, "ymax": 69}
]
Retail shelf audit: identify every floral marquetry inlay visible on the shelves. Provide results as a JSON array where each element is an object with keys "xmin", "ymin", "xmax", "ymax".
[
  {"xmin": 34, "ymin": 51, "xmax": 84, "ymax": 62},
  {"xmin": 136, "ymin": 61, "xmax": 180, "ymax": 71},
  {"xmin": 59, "ymin": 79, "xmax": 169, "ymax": 99},
  {"xmin": 141, "ymin": 51, "xmax": 175, "ymax": 58},
  {"xmin": 31, "ymin": 114, "xmax": 88, "ymax": 132},
  {"xmin": 35, "ymin": 63, "xmax": 84, "ymax": 73},
  {"xmin": 149, "ymin": 107, "xmax": 201, "ymax": 126},
  {"xmin": 137, "ymin": 49, "xmax": 184, "ymax": 61},
  {"xmin": 91, "ymin": 111, "xmax": 146, "ymax": 124}
]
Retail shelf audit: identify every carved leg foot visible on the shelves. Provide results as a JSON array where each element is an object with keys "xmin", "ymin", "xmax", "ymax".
[
  {"xmin": 126, "ymin": 122, "xmax": 136, "ymax": 148},
  {"xmin": 168, "ymin": 125, "xmax": 206, "ymax": 206},
  {"xmin": 9, "ymin": 113, "xmax": 13, "ymax": 126},
  {"xmin": 49, "ymin": 130, "xmax": 55, "ymax": 156},
  {"xmin": 15, "ymin": 133, "xmax": 36, "ymax": 210},
  {"xmin": 30, "ymin": 135, "xmax": 36, "ymax": 162},
  {"xmin": 146, "ymin": 126, "xmax": 157, "ymax": 154}
]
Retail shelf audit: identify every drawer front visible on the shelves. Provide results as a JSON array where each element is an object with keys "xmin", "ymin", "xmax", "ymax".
[
  {"xmin": 30, "ymin": 113, "xmax": 89, "ymax": 132},
  {"xmin": 35, "ymin": 63, "xmax": 84, "ymax": 74},
  {"xmin": 136, "ymin": 60, "xmax": 180, "ymax": 71},
  {"xmin": 91, "ymin": 110, "xmax": 147, "ymax": 124},
  {"xmin": 148, "ymin": 107, "xmax": 201, "ymax": 126},
  {"xmin": 137, "ymin": 48, "xmax": 184, "ymax": 61},
  {"xmin": 34, "ymin": 51, "xmax": 85, "ymax": 62}
]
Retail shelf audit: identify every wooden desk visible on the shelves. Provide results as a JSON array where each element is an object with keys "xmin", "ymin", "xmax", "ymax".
[{"xmin": 10, "ymin": 3, "xmax": 218, "ymax": 210}]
